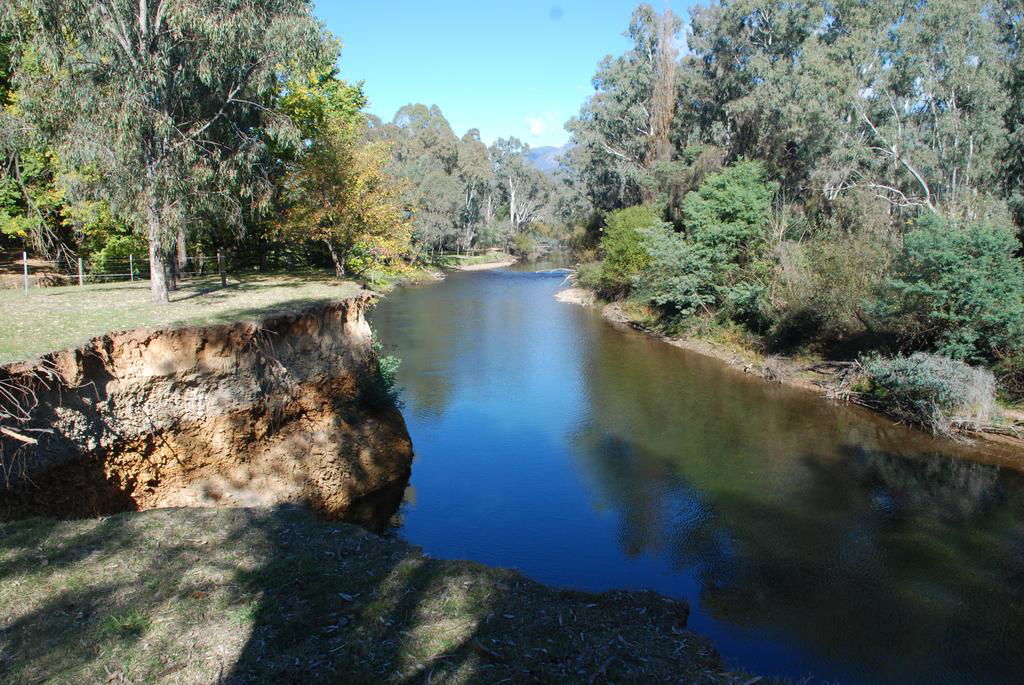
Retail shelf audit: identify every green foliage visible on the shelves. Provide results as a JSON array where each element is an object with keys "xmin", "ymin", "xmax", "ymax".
[
  {"xmin": 682, "ymin": 161, "xmax": 776, "ymax": 266},
  {"xmin": 90, "ymin": 234, "xmax": 147, "ymax": 274},
  {"xmin": 770, "ymin": 232, "xmax": 896, "ymax": 352},
  {"xmin": 631, "ymin": 226, "xmax": 719, "ymax": 320},
  {"xmin": 512, "ymin": 233, "xmax": 536, "ymax": 257},
  {"xmin": 875, "ymin": 216, "xmax": 1024, "ymax": 363},
  {"xmin": 15, "ymin": 0, "xmax": 330, "ymax": 301},
  {"xmin": 598, "ymin": 205, "xmax": 665, "ymax": 297},
  {"xmin": 861, "ymin": 353, "xmax": 997, "ymax": 434},
  {"xmin": 574, "ymin": 261, "xmax": 604, "ymax": 292},
  {"xmin": 723, "ymin": 281, "xmax": 771, "ymax": 333},
  {"xmin": 371, "ymin": 331, "xmax": 403, "ymax": 408}
]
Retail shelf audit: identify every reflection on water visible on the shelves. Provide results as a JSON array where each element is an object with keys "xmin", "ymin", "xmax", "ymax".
[{"xmin": 369, "ymin": 265, "xmax": 1024, "ymax": 685}]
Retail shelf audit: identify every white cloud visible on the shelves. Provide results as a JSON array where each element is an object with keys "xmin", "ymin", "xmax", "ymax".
[{"xmin": 526, "ymin": 116, "xmax": 548, "ymax": 137}]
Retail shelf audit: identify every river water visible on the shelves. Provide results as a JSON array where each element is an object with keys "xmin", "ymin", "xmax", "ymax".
[{"xmin": 368, "ymin": 264, "xmax": 1024, "ymax": 684}]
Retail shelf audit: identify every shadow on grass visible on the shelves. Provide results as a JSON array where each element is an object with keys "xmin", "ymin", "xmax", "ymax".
[{"xmin": 0, "ymin": 498, "xmax": 730, "ymax": 685}]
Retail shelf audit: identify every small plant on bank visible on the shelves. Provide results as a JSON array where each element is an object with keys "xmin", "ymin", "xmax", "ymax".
[
  {"xmin": 371, "ymin": 330, "xmax": 403, "ymax": 408},
  {"xmin": 860, "ymin": 352, "xmax": 997, "ymax": 435}
]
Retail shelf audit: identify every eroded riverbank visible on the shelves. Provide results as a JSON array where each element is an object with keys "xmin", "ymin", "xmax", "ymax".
[{"xmin": 0, "ymin": 295, "xmax": 412, "ymax": 519}]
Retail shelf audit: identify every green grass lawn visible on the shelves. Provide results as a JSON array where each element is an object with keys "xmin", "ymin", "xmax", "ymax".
[{"xmin": 0, "ymin": 274, "xmax": 362, "ymax": 365}]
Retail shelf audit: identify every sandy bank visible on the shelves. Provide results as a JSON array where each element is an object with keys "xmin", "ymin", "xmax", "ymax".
[
  {"xmin": 554, "ymin": 287, "xmax": 596, "ymax": 306},
  {"xmin": 449, "ymin": 257, "xmax": 518, "ymax": 271}
]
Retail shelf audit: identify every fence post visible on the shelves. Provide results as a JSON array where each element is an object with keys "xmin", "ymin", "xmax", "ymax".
[
  {"xmin": 78, "ymin": 257, "xmax": 84, "ymax": 286},
  {"xmin": 218, "ymin": 251, "xmax": 226, "ymax": 287},
  {"xmin": 22, "ymin": 251, "xmax": 28, "ymax": 294},
  {"xmin": 129, "ymin": 254, "xmax": 134, "ymax": 282}
]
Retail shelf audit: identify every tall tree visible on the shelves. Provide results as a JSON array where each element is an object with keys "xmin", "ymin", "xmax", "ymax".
[
  {"xmin": 491, "ymin": 137, "xmax": 551, "ymax": 235},
  {"xmin": 13, "ymin": 0, "xmax": 328, "ymax": 302},
  {"xmin": 278, "ymin": 70, "xmax": 409, "ymax": 277},
  {"xmin": 566, "ymin": 4, "xmax": 682, "ymax": 209}
]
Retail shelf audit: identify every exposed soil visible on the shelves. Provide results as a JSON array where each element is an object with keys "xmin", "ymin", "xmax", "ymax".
[
  {"xmin": 448, "ymin": 257, "xmax": 518, "ymax": 271},
  {"xmin": 0, "ymin": 295, "xmax": 413, "ymax": 519}
]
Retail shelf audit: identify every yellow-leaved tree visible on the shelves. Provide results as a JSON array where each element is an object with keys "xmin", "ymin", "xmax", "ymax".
[{"xmin": 279, "ymin": 70, "xmax": 410, "ymax": 278}]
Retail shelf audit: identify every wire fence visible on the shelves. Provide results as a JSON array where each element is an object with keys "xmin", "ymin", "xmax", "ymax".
[{"xmin": 1, "ymin": 251, "xmax": 229, "ymax": 292}]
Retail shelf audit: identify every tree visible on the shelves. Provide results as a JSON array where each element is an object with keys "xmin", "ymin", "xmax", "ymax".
[
  {"xmin": 818, "ymin": 0, "xmax": 1008, "ymax": 219},
  {"xmin": 566, "ymin": 4, "xmax": 682, "ymax": 209},
  {"xmin": 14, "ymin": 0, "xmax": 328, "ymax": 302},
  {"xmin": 491, "ymin": 137, "xmax": 550, "ymax": 235},
  {"xmin": 279, "ymin": 75, "xmax": 410, "ymax": 278},
  {"xmin": 375, "ymin": 104, "xmax": 465, "ymax": 255},
  {"xmin": 597, "ymin": 205, "xmax": 665, "ymax": 296},
  {"xmin": 455, "ymin": 129, "xmax": 492, "ymax": 253},
  {"xmin": 682, "ymin": 160, "xmax": 776, "ymax": 266}
]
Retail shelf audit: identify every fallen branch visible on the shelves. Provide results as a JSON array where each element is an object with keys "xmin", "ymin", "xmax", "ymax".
[{"xmin": 0, "ymin": 426, "xmax": 38, "ymax": 445}]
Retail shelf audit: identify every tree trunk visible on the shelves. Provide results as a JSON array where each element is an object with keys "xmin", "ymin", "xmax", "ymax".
[
  {"xmin": 148, "ymin": 208, "xmax": 169, "ymax": 304},
  {"xmin": 176, "ymin": 226, "xmax": 188, "ymax": 273},
  {"xmin": 166, "ymin": 246, "xmax": 178, "ymax": 292},
  {"xmin": 324, "ymin": 240, "xmax": 345, "ymax": 278}
]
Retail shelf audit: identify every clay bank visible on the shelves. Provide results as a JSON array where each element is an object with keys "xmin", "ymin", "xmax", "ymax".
[{"xmin": 0, "ymin": 294, "xmax": 413, "ymax": 520}]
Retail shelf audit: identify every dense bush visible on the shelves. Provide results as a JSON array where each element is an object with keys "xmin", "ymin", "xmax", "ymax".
[
  {"xmin": 631, "ymin": 226, "xmax": 720, "ymax": 320},
  {"xmin": 512, "ymin": 233, "xmax": 537, "ymax": 257},
  {"xmin": 90, "ymin": 234, "xmax": 148, "ymax": 274},
  {"xmin": 770, "ymin": 231, "xmax": 895, "ymax": 351},
  {"xmin": 722, "ymin": 281, "xmax": 772, "ymax": 333},
  {"xmin": 682, "ymin": 160, "xmax": 776, "ymax": 266},
  {"xmin": 597, "ymin": 205, "xmax": 666, "ymax": 297},
  {"xmin": 861, "ymin": 353, "xmax": 997, "ymax": 434},
  {"xmin": 574, "ymin": 261, "xmax": 604, "ymax": 292},
  {"xmin": 874, "ymin": 216, "xmax": 1024, "ymax": 364}
]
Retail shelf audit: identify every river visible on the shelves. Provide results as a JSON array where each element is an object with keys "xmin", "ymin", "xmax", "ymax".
[{"xmin": 368, "ymin": 264, "xmax": 1024, "ymax": 684}]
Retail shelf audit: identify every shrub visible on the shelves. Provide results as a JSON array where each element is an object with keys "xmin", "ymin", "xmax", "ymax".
[
  {"xmin": 512, "ymin": 233, "xmax": 537, "ymax": 257},
  {"xmin": 723, "ymin": 281, "xmax": 771, "ymax": 333},
  {"xmin": 874, "ymin": 216, "xmax": 1024, "ymax": 363},
  {"xmin": 370, "ymin": 331, "xmax": 403, "ymax": 408},
  {"xmin": 574, "ymin": 261, "xmax": 604, "ymax": 292},
  {"xmin": 598, "ymin": 205, "xmax": 666, "ymax": 297},
  {"xmin": 90, "ymin": 234, "xmax": 149, "ymax": 274},
  {"xmin": 861, "ymin": 353, "xmax": 997, "ymax": 434},
  {"xmin": 631, "ymin": 226, "xmax": 720, "ymax": 320},
  {"xmin": 771, "ymin": 231, "xmax": 896, "ymax": 352},
  {"xmin": 682, "ymin": 160, "xmax": 776, "ymax": 266}
]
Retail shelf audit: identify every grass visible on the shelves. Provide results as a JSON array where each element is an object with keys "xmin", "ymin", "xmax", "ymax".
[
  {"xmin": 0, "ymin": 506, "xmax": 754, "ymax": 684},
  {"xmin": 0, "ymin": 274, "xmax": 362, "ymax": 365}
]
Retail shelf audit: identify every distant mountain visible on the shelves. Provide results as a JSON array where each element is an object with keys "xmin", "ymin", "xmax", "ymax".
[{"xmin": 527, "ymin": 143, "xmax": 572, "ymax": 174}]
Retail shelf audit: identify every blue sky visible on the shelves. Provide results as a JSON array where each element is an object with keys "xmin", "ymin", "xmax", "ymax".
[{"xmin": 314, "ymin": 2, "xmax": 690, "ymax": 149}]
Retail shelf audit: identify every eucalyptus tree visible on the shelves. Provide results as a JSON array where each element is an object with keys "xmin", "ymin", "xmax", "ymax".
[
  {"xmin": 821, "ymin": 0, "xmax": 1009, "ymax": 220},
  {"xmin": 687, "ymin": 0, "xmax": 850, "ymax": 197},
  {"xmin": 566, "ymin": 4, "xmax": 682, "ymax": 209},
  {"xmin": 12, "ymin": 0, "xmax": 328, "ymax": 302},
  {"xmin": 377, "ymin": 104, "xmax": 466, "ymax": 254},
  {"xmin": 455, "ymin": 129, "xmax": 493, "ymax": 252},
  {"xmin": 490, "ymin": 137, "xmax": 551, "ymax": 235}
]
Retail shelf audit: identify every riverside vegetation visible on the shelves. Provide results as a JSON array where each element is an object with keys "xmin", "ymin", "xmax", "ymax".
[
  {"xmin": 564, "ymin": 3, "xmax": 1024, "ymax": 439},
  {"xmin": 2, "ymin": 0, "xmax": 1024, "ymax": 682}
]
